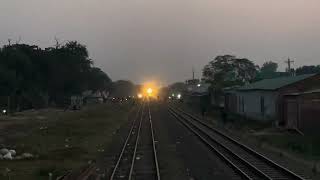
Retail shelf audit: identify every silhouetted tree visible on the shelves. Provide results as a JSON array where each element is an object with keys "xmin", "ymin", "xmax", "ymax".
[
  {"xmin": 255, "ymin": 61, "xmax": 281, "ymax": 80},
  {"xmin": 0, "ymin": 41, "xmax": 112, "ymax": 110},
  {"xmin": 296, "ymin": 65, "xmax": 320, "ymax": 75},
  {"xmin": 110, "ymin": 80, "xmax": 136, "ymax": 97},
  {"xmin": 169, "ymin": 82, "xmax": 186, "ymax": 93},
  {"xmin": 202, "ymin": 55, "xmax": 257, "ymax": 88},
  {"xmin": 260, "ymin": 61, "xmax": 278, "ymax": 73}
]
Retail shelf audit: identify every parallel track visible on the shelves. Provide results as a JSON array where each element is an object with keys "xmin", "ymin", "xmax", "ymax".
[
  {"xmin": 169, "ymin": 106, "xmax": 307, "ymax": 180},
  {"xmin": 110, "ymin": 100, "xmax": 160, "ymax": 180}
]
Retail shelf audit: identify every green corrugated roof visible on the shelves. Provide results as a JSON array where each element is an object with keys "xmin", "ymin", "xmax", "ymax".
[{"xmin": 239, "ymin": 74, "xmax": 316, "ymax": 91}]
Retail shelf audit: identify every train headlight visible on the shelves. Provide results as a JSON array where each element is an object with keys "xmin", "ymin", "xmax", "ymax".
[
  {"xmin": 177, "ymin": 94, "xmax": 182, "ymax": 99},
  {"xmin": 147, "ymin": 88, "xmax": 153, "ymax": 95}
]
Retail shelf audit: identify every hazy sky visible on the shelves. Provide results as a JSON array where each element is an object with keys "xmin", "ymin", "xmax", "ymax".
[{"xmin": 1, "ymin": 0, "xmax": 320, "ymax": 84}]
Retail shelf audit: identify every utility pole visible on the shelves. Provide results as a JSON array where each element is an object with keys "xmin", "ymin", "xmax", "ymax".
[
  {"xmin": 15, "ymin": 36, "xmax": 21, "ymax": 44},
  {"xmin": 284, "ymin": 58, "xmax": 294, "ymax": 75},
  {"xmin": 192, "ymin": 66, "xmax": 195, "ymax": 80},
  {"xmin": 54, "ymin": 36, "xmax": 60, "ymax": 49}
]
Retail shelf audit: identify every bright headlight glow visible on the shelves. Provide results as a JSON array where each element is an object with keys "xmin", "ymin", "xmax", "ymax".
[
  {"xmin": 147, "ymin": 88, "xmax": 153, "ymax": 94},
  {"xmin": 177, "ymin": 94, "xmax": 182, "ymax": 99},
  {"xmin": 141, "ymin": 82, "xmax": 159, "ymax": 98},
  {"xmin": 2, "ymin": 109, "xmax": 6, "ymax": 114},
  {"xmin": 138, "ymin": 93, "xmax": 143, "ymax": 98}
]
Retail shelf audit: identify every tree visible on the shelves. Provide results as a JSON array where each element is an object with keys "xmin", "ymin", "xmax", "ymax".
[
  {"xmin": 0, "ymin": 41, "xmax": 112, "ymax": 110},
  {"xmin": 202, "ymin": 55, "xmax": 257, "ymax": 88},
  {"xmin": 110, "ymin": 80, "xmax": 136, "ymax": 97},
  {"xmin": 296, "ymin": 65, "xmax": 320, "ymax": 75},
  {"xmin": 87, "ymin": 67, "xmax": 112, "ymax": 91},
  {"xmin": 169, "ymin": 82, "xmax": 186, "ymax": 93},
  {"xmin": 260, "ymin": 61, "xmax": 278, "ymax": 73},
  {"xmin": 255, "ymin": 61, "xmax": 280, "ymax": 81}
]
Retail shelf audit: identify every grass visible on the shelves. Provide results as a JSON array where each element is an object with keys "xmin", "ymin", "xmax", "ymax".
[
  {"xmin": 0, "ymin": 102, "xmax": 134, "ymax": 180},
  {"xmin": 255, "ymin": 134, "xmax": 320, "ymax": 161}
]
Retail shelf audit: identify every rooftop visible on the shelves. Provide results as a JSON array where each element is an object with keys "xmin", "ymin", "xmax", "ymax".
[
  {"xmin": 285, "ymin": 89, "xmax": 320, "ymax": 96},
  {"xmin": 238, "ymin": 74, "xmax": 316, "ymax": 91}
]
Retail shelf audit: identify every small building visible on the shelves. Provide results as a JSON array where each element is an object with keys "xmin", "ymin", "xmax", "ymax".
[
  {"xmin": 225, "ymin": 74, "xmax": 320, "ymax": 128},
  {"xmin": 283, "ymin": 89, "xmax": 320, "ymax": 135},
  {"xmin": 185, "ymin": 83, "xmax": 210, "ymax": 108},
  {"xmin": 83, "ymin": 90, "xmax": 109, "ymax": 105},
  {"xmin": 70, "ymin": 96, "xmax": 83, "ymax": 110}
]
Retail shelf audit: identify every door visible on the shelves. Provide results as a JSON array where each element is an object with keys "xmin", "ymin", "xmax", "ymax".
[{"xmin": 284, "ymin": 98, "xmax": 298, "ymax": 129}]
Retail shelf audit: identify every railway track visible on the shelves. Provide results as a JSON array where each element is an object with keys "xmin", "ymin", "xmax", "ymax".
[
  {"xmin": 168, "ymin": 106, "xmax": 307, "ymax": 180},
  {"xmin": 110, "ymin": 100, "xmax": 160, "ymax": 180}
]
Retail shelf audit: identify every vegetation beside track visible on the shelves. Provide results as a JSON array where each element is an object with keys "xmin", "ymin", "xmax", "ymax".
[{"xmin": 0, "ymin": 102, "xmax": 134, "ymax": 180}]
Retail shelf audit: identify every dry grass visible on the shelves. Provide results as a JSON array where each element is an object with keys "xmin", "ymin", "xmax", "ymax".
[{"xmin": 0, "ymin": 103, "xmax": 134, "ymax": 180}]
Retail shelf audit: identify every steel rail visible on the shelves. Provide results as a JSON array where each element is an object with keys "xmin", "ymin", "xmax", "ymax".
[
  {"xmin": 169, "ymin": 107, "xmax": 268, "ymax": 180},
  {"xmin": 169, "ymin": 108, "xmax": 253, "ymax": 180},
  {"xmin": 110, "ymin": 102, "xmax": 144, "ymax": 180},
  {"xmin": 148, "ymin": 101, "xmax": 161, "ymax": 180},
  {"xmin": 170, "ymin": 105, "xmax": 306, "ymax": 180},
  {"xmin": 128, "ymin": 102, "xmax": 145, "ymax": 180}
]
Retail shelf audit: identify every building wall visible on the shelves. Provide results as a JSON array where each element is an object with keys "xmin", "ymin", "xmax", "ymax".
[
  {"xmin": 283, "ymin": 92, "xmax": 320, "ymax": 135},
  {"xmin": 210, "ymin": 90, "xmax": 225, "ymax": 107},
  {"xmin": 234, "ymin": 91, "xmax": 278, "ymax": 121},
  {"xmin": 225, "ymin": 93, "xmax": 238, "ymax": 113},
  {"xmin": 277, "ymin": 74, "xmax": 320, "ymax": 125},
  {"xmin": 225, "ymin": 74, "xmax": 320, "ymax": 124}
]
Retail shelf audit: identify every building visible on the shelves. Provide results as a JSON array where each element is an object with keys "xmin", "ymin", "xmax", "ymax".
[
  {"xmin": 283, "ymin": 89, "xmax": 320, "ymax": 135},
  {"xmin": 83, "ymin": 90, "xmax": 109, "ymax": 105},
  {"xmin": 224, "ymin": 74, "xmax": 320, "ymax": 129},
  {"xmin": 185, "ymin": 83, "xmax": 210, "ymax": 107}
]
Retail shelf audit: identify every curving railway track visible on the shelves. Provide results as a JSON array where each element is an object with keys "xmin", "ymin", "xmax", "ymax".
[{"xmin": 169, "ymin": 105, "xmax": 308, "ymax": 180}]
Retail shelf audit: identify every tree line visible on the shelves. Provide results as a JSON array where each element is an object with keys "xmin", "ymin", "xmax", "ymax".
[
  {"xmin": 0, "ymin": 41, "xmax": 111, "ymax": 111},
  {"xmin": 202, "ymin": 55, "xmax": 320, "ymax": 90}
]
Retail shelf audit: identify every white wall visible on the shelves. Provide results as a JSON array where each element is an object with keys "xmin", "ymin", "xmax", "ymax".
[{"xmin": 235, "ymin": 91, "xmax": 278, "ymax": 121}]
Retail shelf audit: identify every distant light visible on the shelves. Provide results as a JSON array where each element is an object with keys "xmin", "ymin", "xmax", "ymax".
[
  {"xmin": 172, "ymin": 93, "xmax": 175, "ymax": 97},
  {"xmin": 197, "ymin": 84, "xmax": 201, "ymax": 87},
  {"xmin": 169, "ymin": 96, "xmax": 172, "ymax": 99},
  {"xmin": 147, "ymin": 88, "xmax": 153, "ymax": 95},
  {"xmin": 125, "ymin": 98, "xmax": 128, "ymax": 101},
  {"xmin": 138, "ymin": 93, "xmax": 143, "ymax": 98},
  {"xmin": 177, "ymin": 94, "xmax": 182, "ymax": 99},
  {"xmin": 2, "ymin": 109, "xmax": 6, "ymax": 114}
]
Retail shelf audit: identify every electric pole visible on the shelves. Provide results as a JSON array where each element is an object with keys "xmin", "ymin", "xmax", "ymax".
[
  {"xmin": 284, "ymin": 58, "xmax": 294, "ymax": 76},
  {"xmin": 192, "ymin": 66, "xmax": 195, "ymax": 80}
]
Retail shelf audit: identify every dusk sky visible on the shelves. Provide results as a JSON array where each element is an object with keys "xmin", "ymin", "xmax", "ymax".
[{"xmin": 1, "ymin": 0, "xmax": 320, "ymax": 85}]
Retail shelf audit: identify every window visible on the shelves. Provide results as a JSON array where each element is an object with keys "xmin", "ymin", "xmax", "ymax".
[
  {"xmin": 242, "ymin": 96, "xmax": 245, "ymax": 112},
  {"xmin": 260, "ymin": 96, "xmax": 265, "ymax": 116},
  {"xmin": 238, "ymin": 96, "xmax": 244, "ymax": 113}
]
